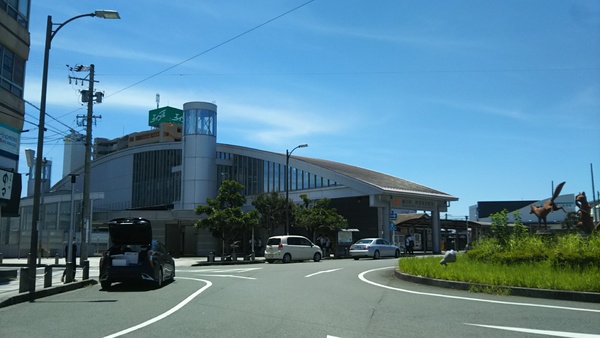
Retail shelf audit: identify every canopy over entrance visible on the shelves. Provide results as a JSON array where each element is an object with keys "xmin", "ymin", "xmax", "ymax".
[{"xmin": 394, "ymin": 213, "xmax": 490, "ymax": 231}]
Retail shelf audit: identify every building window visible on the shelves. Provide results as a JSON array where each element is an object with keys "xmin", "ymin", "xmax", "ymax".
[
  {"xmin": 0, "ymin": 44, "xmax": 25, "ymax": 98},
  {"xmin": 184, "ymin": 108, "xmax": 216, "ymax": 137},
  {"xmin": 1, "ymin": 0, "xmax": 30, "ymax": 28}
]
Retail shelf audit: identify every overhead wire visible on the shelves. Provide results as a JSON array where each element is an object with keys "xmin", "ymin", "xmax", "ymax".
[
  {"xmin": 107, "ymin": 0, "xmax": 316, "ymax": 98},
  {"xmin": 25, "ymin": 0, "xmax": 317, "ymax": 155}
]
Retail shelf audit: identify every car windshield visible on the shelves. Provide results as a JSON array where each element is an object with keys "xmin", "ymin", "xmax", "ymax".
[{"xmin": 355, "ymin": 239, "xmax": 373, "ymax": 244}]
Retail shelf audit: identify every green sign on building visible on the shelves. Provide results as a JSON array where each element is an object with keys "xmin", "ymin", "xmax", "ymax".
[{"xmin": 148, "ymin": 106, "xmax": 184, "ymax": 126}]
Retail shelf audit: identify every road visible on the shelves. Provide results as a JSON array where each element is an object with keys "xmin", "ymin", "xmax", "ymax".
[{"xmin": 1, "ymin": 258, "xmax": 599, "ymax": 337}]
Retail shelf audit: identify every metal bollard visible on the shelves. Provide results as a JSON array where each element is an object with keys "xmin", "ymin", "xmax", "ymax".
[
  {"xmin": 65, "ymin": 263, "xmax": 73, "ymax": 283},
  {"xmin": 19, "ymin": 267, "xmax": 29, "ymax": 293},
  {"xmin": 44, "ymin": 265, "xmax": 52, "ymax": 288},
  {"xmin": 55, "ymin": 253, "xmax": 59, "ymax": 265},
  {"xmin": 82, "ymin": 260, "xmax": 89, "ymax": 280},
  {"xmin": 0, "ymin": 252, "xmax": 3, "ymax": 264}
]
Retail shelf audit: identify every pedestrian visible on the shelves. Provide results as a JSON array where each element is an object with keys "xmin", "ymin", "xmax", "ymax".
[
  {"xmin": 324, "ymin": 236, "xmax": 331, "ymax": 257},
  {"xmin": 249, "ymin": 238, "xmax": 256, "ymax": 255},
  {"xmin": 406, "ymin": 234, "xmax": 414, "ymax": 255},
  {"xmin": 257, "ymin": 238, "xmax": 263, "ymax": 256},
  {"xmin": 61, "ymin": 238, "xmax": 77, "ymax": 282}
]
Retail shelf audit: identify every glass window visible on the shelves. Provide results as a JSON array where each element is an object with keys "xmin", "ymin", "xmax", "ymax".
[
  {"xmin": 287, "ymin": 237, "xmax": 300, "ymax": 245},
  {"xmin": 299, "ymin": 237, "xmax": 311, "ymax": 246},
  {"xmin": 184, "ymin": 110, "xmax": 196, "ymax": 135},
  {"xmin": 0, "ymin": 44, "xmax": 26, "ymax": 98}
]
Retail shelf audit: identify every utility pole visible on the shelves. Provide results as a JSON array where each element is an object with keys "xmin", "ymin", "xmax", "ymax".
[{"xmin": 71, "ymin": 64, "xmax": 103, "ymax": 263}]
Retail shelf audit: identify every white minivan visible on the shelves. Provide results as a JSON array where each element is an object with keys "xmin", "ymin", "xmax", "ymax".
[{"xmin": 264, "ymin": 235, "xmax": 322, "ymax": 263}]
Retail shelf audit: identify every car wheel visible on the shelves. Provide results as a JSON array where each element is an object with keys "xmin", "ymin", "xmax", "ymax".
[
  {"xmin": 282, "ymin": 253, "xmax": 292, "ymax": 263},
  {"xmin": 156, "ymin": 268, "xmax": 163, "ymax": 288},
  {"xmin": 373, "ymin": 250, "xmax": 380, "ymax": 260},
  {"xmin": 353, "ymin": 257, "xmax": 359, "ymax": 261},
  {"xmin": 395, "ymin": 249, "xmax": 400, "ymax": 258},
  {"xmin": 313, "ymin": 252, "xmax": 321, "ymax": 262},
  {"xmin": 101, "ymin": 281, "xmax": 111, "ymax": 290},
  {"xmin": 266, "ymin": 259, "xmax": 275, "ymax": 264}
]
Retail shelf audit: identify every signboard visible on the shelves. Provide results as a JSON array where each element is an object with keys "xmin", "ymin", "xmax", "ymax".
[
  {"xmin": 390, "ymin": 211, "xmax": 397, "ymax": 220},
  {"xmin": 389, "ymin": 222, "xmax": 396, "ymax": 231},
  {"xmin": 0, "ymin": 169, "xmax": 13, "ymax": 201},
  {"xmin": 395, "ymin": 197, "xmax": 436, "ymax": 210},
  {"xmin": 0, "ymin": 122, "xmax": 20, "ymax": 157},
  {"xmin": 148, "ymin": 106, "xmax": 184, "ymax": 126}
]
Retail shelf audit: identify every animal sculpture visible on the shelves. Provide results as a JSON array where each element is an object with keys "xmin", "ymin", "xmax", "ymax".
[
  {"xmin": 530, "ymin": 181, "xmax": 566, "ymax": 230},
  {"xmin": 575, "ymin": 192, "xmax": 599, "ymax": 234}
]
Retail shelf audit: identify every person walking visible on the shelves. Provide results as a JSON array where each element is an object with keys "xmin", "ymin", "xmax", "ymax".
[
  {"xmin": 61, "ymin": 239, "xmax": 77, "ymax": 282},
  {"xmin": 406, "ymin": 234, "xmax": 414, "ymax": 255}
]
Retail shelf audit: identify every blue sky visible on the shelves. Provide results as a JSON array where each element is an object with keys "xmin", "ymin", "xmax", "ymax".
[{"xmin": 20, "ymin": 1, "xmax": 600, "ymax": 218}]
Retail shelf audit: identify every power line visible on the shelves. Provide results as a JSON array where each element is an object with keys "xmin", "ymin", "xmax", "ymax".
[{"xmin": 107, "ymin": 0, "xmax": 316, "ymax": 98}]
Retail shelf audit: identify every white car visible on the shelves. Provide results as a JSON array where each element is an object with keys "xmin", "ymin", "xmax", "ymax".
[
  {"xmin": 349, "ymin": 238, "xmax": 400, "ymax": 260},
  {"xmin": 264, "ymin": 235, "xmax": 322, "ymax": 263}
]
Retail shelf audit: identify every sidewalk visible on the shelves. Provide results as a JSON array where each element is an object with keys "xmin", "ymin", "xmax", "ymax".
[{"xmin": 0, "ymin": 255, "xmax": 265, "ymax": 308}]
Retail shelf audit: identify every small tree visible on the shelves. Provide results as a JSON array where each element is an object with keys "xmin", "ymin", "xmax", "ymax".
[
  {"xmin": 295, "ymin": 194, "xmax": 347, "ymax": 240},
  {"xmin": 512, "ymin": 210, "xmax": 528, "ymax": 240},
  {"xmin": 252, "ymin": 191, "xmax": 289, "ymax": 236},
  {"xmin": 195, "ymin": 180, "xmax": 259, "ymax": 254},
  {"xmin": 490, "ymin": 209, "xmax": 513, "ymax": 247},
  {"xmin": 561, "ymin": 212, "xmax": 579, "ymax": 230}
]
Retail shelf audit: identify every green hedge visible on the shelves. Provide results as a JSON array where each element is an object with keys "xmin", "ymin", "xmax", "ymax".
[{"xmin": 467, "ymin": 233, "xmax": 600, "ymax": 269}]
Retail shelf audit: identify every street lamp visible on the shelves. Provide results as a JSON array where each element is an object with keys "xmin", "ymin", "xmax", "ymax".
[
  {"xmin": 285, "ymin": 144, "xmax": 308, "ymax": 235},
  {"xmin": 28, "ymin": 9, "xmax": 120, "ymax": 298}
]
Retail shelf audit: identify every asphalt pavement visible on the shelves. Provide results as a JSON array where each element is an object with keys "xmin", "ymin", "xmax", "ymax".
[
  {"xmin": 0, "ymin": 255, "xmax": 265, "ymax": 308},
  {"xmin": 2, "ymin": 253, "xmax": 598, "ymax": 308}
]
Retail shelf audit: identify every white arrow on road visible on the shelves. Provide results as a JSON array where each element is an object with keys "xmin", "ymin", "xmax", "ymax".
[{"xmin": 305, "ymin": 268, "xmax": 342, "ymax": 278}]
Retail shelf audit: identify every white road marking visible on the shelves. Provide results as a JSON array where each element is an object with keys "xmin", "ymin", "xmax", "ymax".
[
  {"xmin": 305, "ymin": 268, "xmax": 342, "ymax": 278},
  {"xmin": 195, "ymin": 274, "xmax": 256, "ymax": 280},
  {"xmin": 186, "ymin": 267, "xmax": 262, "ymax": 273},
  {"xmin": 358, "ymin": 267, "xmax": 600, "ymax": 313},
  {"xmin": 103, "ymin": 277, "xmax": 212, "ymax": 338},
  {"xmin": 465, "ymin": 323, "xmax": 600, "ymax": 337}
]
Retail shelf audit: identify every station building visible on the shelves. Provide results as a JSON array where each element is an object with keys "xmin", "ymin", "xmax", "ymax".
[{"xmin": 1, "ymin": 101, "xmax": 458, "ymax": 258}]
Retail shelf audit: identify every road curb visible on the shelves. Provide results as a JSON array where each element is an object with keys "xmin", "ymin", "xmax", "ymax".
[
  {"xmin": 394, "ymin": 269, "xmax": 600, "ymax": 303},
  {"xmin": 0, "ymin": 279, "xmax": 97, "ymax": 308}
]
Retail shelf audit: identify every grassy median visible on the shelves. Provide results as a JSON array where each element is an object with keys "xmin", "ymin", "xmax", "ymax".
[{"xmin": 398, "ymin": 233, "xmax": 600, "ymax": 293}]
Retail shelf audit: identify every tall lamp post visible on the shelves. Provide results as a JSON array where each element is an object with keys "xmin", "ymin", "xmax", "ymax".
[
  {"xmin": 28, "ymin": 9, "xmax": 120, "ymax": 298},
  {"xmin": 285, "ymin": 144, "xmax": 308, "ymax": 235}
]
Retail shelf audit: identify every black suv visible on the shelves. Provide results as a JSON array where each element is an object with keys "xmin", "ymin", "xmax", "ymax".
[{"xmin": 99, "ymin": 218, "xmax": 175, "ymax": 289}]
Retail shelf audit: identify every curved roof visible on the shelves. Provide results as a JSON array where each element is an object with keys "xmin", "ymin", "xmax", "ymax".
[
  {"xmin": 296, "ymin": 156, "xmax": 457, "ymax": 200},
  {"xmin": 218, "ymin": 143, "xmax": 457, "ymax": 201}
]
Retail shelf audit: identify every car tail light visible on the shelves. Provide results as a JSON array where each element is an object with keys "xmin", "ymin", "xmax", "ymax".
[
  {"xmin": 278, "ymin": 243, "xmax": 283, "ymax": 250},
  {"xmin": 148, "ymin": 251, "xmax": 154, "ymax": 267},
  {"xmin": 365, "ymin": 246, "xmax": 369, "ymax": 250}
]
